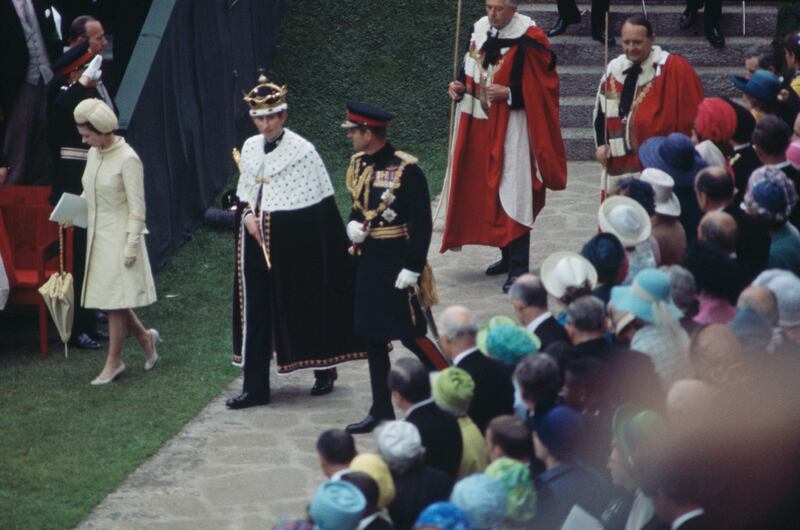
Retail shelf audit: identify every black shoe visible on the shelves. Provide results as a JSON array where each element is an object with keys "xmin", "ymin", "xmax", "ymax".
[
  {"xmin": 502, "ymin": 275, "xmax": 520, "ymax": 294},
  {"xmin": 69, "ymin": 332, "xmax": 101, "ymax": 350},
  {"xmin": 226, "ymin": 392, "xmax": 270, "ymax": 409},
  {"xmin": 592, "ymin": 30, "xmax": 616, "ymax": 46},
  {"xmin": 485, "ymin": 259, "xmax": 509, "ymax": 276},
  {"xmin": 345, "ymin": 415, "xmax": 383, "ymax": 434},
  {"xmin": 92, "ymin": 329, "xmax": 109, "ymax": 341},
  {"xmin": 547, "ymin": 16, "xmax": 580, "ymax": 37},
  {"xmin": 311, "ymin": 370, "xmax": 338, "ymax": 396},
  {"xmin": 679, "ymin": 8, "xmax": 697, "ymax": 30},
  {"xmin": 705, "ymin": 26, "xmax": 725, "ymax": 48}
]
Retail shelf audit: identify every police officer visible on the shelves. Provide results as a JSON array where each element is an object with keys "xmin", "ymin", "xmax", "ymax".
[{"xmin": 341, "ymin": 102, "xmax": 437, "ymax": 434}]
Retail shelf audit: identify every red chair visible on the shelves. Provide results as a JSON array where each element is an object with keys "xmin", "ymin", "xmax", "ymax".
[{"xmin": 0, "ymin": 186, "xmax": 73, "ymax": 353}]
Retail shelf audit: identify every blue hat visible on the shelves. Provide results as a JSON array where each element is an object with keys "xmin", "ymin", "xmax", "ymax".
[
  {"xmin": 732, "ymin": 69, "xmax": 781, "ymax": 104},
  {"xmin": 532, "ymin": 405, "xmax": 585, "ymax": 460},
  {"xmin": 309, "ymin": 480, "xmax": 366, "ymax": 530},
  {"xmin": 610, "ymin": 268, "xmax": 682, "ymax": 324},
  {"xmin": 638, "ymin": 133, "xmax": 708, "ymax": 188},
  {"xmin": 450, "ymin": 474, "xmax": 508, "ymax": 529},
  {"xmin": 581, "ymin": 233, "xmax": 626, "ymax": 282},
  {"xmin": 415, "ymin": 502, "xmax": 472, "ymax": 530}
]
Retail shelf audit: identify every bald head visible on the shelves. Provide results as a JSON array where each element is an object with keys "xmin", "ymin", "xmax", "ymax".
[
  {"xmin": 439, "ymin": 305, "xmax": 478, "ymax": 357},
  {"xmin": 690, "ymin": 324, "xmax": 745, "ymax": 387},
  {"xmin": 666, "ymin": 379, "xmax": 717, "ymax": 428},
  {"xmin": 695, "ymin": 166, "xmax": 735, "ymax": 210},
  {"xmin": 698, "ymin": 211, "xmax": 738, "ymax": 254},
  {"xmin": 737, "ymin": 286, "xmax": 778, "ymax": 326}
]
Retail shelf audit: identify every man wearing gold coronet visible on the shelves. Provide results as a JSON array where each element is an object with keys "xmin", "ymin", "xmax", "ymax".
[{"xmin": 227, "ymin": 74, "xmax": 366, "ymax": 409}]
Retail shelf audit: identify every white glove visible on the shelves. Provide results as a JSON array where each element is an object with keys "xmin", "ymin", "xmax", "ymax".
[
  {"xmin": 124, "ymin": 233, "xmax": 139, "ymax": 268},
  {"xmin": 84, "ymin": 55, "xmax": 103, "ymax": 81},
  {"xmin": 347, "ymin": 221, "xmax": 367, "ymax": 244},
  {"xmin": 395, "ymin": 268, "xmax": 420, "ymax": 290}
]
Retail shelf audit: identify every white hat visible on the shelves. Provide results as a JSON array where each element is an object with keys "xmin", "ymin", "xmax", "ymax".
[
  {"xmin": 598, "ymin": 195, "xmax": 652, "ymax": 248},
  {"xmin": 375, "ymin": 421, "xmax": 424, "ymax": 464},
  {"xmin": 641, "ymin": 168, "xmax": 681, "ymax": 217},
  {"xmin": 753, "ymin": 269, "xmax": 800, "ymax": 327},
  {"xmin": 540, "ymin": 251, "xmax": 598, "ymax": 299},
  {"xmin": 695, "ymin": 139, "xmax": 726, "ymax": 169}
]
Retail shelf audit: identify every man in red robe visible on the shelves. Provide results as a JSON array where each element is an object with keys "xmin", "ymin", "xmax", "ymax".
[
  {"xmin": 594, "ymin": 15, "xmax": 704, "ymax": 178},
  {"xmin": 444, "ymin": 0, "xmax": 567, "ymax": 293}
]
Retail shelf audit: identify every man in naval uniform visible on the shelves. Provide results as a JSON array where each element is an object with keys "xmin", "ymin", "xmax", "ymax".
[
  {"xmin": 228, "ymin": 75, "xmax": 367, "ymax": 409},
  {"xmin": 341, "ymin": 102, "xmax": 437, "ymax": 434}
]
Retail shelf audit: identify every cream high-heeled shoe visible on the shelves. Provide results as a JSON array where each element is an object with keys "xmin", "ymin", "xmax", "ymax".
[
  {"xmin": 144, "ymin": 329, "xmax": 163, "ymax": 371},
  {"xmin": 91, "ymin": 363, "xmax": 126, "ymax": 385}
]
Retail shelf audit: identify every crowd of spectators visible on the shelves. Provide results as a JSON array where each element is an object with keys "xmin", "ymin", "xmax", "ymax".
[{"xmin": 270, "ymin": 29, "xmax": 800, "ymax": 530}]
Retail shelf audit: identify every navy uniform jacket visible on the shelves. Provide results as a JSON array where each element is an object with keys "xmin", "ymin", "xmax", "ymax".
[{"xmin": 348, "ymin": 142, "xmax": 432, "ymax": 341}]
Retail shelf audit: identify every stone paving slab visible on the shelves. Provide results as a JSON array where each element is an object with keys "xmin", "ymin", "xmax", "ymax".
[{"xmin": 77, "ymin": 162, "xmax": 600, "ymax": 529}]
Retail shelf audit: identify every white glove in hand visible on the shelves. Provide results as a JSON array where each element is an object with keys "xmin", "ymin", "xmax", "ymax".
[
  {"xmin": 395, "ymin": 268, "xmax": 420, "ymax": 290},
  {"xmin": 347, "ymin": 221, "xmax": 367, "ymax": 244},
  {"xmin": 84, "ymin": 55, "xmax": 103, "ymax": 81},
  {"xmin": 124, "ymin": 234, "xmax": 139, "ymax": 268}
]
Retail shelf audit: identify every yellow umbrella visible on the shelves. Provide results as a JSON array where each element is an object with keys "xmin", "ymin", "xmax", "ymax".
[{"xmin": 38, "ymin": 228, "xmax": 74, "ymax": 357}]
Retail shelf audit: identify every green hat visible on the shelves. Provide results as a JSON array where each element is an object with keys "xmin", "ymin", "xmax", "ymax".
[
  {"xmin": 485, "ymin": 457, "xmax": 537, "ymax": 526},
  {"xmin": 433, "ymin": 367, "xmax": 475, "ymax": 415},
  {"xmin": 477, "ymin": 316, "xmax": 541, "ymax": 366},
  {"xmin": 612, "ymin": 405, "xmax": 667, "ymax": 466}
]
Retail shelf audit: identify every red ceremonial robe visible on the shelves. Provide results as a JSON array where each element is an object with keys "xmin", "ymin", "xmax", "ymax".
[
  {"xmin": 595, "ymin": 48, "xmax": 704, "ymax": 176},
  {"xmin": 441, "ymin": 15, "xmax": 567, "ymax": 253}
]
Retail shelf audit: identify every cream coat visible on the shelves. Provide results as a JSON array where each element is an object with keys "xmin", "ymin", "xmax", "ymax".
[{"xmin": 81, "ymin": 137, "xmax": 156, "ymax": 309}]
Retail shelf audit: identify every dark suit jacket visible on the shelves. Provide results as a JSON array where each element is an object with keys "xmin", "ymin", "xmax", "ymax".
[
  {"xmin": 574, "ymin": 338, "xmax": 664, "ymax": 412},
  {"xmin": 730, "ymin": 144, "xmax": 761, "ymax": 206},
  {"xmin": 0, "ymin": 0, "xmax": 61, "ymax": 141},
  {"xmin": 405, "ymin": 401, "xmax": 463, "ymax": 479},
  {"xmin": 533, "ymin": 315, "xmax": 570, "ymax": 350},
  {"xmin": 388, "ymin": 463, "xmax": 453, "ymax": 530},
  {"xmin": 724, "ymin": 203, "xmax": 771, "ymax": 283},
  {"xmin": 455, "ymin": 349, "xmax": 515, "ymax": 432}
]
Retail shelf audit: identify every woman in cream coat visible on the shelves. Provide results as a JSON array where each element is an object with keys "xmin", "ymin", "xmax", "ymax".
[{"xmin": 73, "ymin": 98, "xmax": 160, "ymax": 385}]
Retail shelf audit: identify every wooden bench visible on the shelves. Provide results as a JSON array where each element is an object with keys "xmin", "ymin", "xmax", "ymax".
[{"xmin": 0, "ymin": 186, "xmax": 73, "ymax": 353}]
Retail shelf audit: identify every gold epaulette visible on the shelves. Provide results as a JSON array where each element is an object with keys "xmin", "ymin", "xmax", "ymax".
[
  {"xmin": 730, "ymin": 153, "xmax": 741, "ymax": 166},
  {"xmin": 394, "ymin": 150, "xmax": 418, "ymax": 165}
]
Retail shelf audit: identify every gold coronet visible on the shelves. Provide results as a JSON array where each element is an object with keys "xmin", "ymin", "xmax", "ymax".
[{"xmin": 243, "ymin": 71, "xmax": 287, "ymax": 112}]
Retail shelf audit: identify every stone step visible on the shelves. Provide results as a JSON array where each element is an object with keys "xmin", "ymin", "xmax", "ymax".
[
  {"xmin": 561, "ymin": 127, "xmax": 600, "ymax": 161},
  {"xmin": 520, "ymin": 3, "xmax": 776, "ymax": 37},
  {"xmin": 548, "ymin": 35, "xmax": 763, "ymax": 67},
  {"xmin": 557, "ymin": 65, "xmax": 743, "ymax": 98}
]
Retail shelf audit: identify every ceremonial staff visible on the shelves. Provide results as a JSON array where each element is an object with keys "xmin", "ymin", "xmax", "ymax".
[
  {"xmin": 433, "ymin": 0, "xmax": 463, "ymax": 223},
  {"xmin": 600, "ymin": 11, "xmax": 610, "ymax": 203}
]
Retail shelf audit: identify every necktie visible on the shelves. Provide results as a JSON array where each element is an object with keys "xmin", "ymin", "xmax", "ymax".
[{"xmin": 619, "ymin": 64, "xmax": 642, "ymax": 118}]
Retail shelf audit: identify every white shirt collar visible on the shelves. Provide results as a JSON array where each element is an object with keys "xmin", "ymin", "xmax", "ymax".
[
  {"xmin": 358, "ymin": 513, "xmax": 381, "ymax": 530},
  {"xmin": 672, "ymin": 508, "xmax": 705, "ymax": 529},
  {"xmin": 527, "ymin": 311, "xmax": 552, "ymax": 332},
  {"xmin": 330, "ymin": 467, "xmax": 350, "ymax": 481},
  {"xmin": 404, "ymin": 397, "xmax": 435, "ymax": 418},
  {"xmin": 453, "ymin": 346, "xmax": 479, "ymax": 366}
]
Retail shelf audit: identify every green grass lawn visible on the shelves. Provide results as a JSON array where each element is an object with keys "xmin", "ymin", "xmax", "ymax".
[
  {"xmin": 0, "ymin": 228, "xmax": 239, "ymax": 529},
  {"xmin": 0, "ymin": 1, "xmax": 485, "ymax": 527}
]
